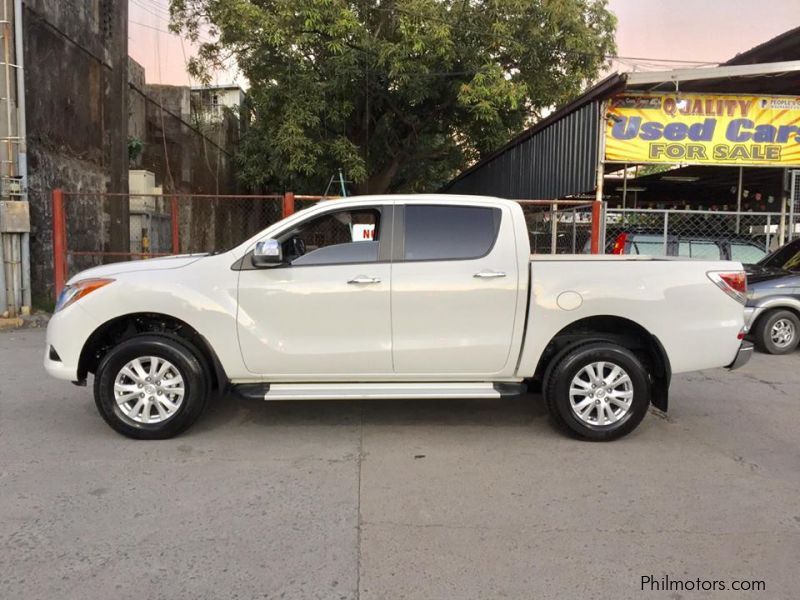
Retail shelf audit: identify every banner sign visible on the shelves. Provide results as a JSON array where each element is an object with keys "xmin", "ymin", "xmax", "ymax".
[{"xmin": 605, "ymin": 93, "xmax": 800, "ymax": 166}]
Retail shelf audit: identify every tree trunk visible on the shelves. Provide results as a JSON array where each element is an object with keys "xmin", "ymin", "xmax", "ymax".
[{"xmin": 354, "ymin": 158, "xmax": 401, "ymax": 195}]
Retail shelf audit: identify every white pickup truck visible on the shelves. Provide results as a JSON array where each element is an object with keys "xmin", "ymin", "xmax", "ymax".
[{"xmin": 45, "ymin": 194, "xmax": 752, "ymax": 441}]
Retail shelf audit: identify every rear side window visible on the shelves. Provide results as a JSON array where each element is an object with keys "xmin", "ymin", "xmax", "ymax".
[
  {"xmin": 629, "ymin": 235, "xmax": 667, "ymax": 256},
  {"xmin": 689, "ymin": 241, "xmax": 721, "ymax": 259},
  {"xmin": 730, "ymin": 242, "xmax": 766, "ymax": 264},
  {"xmin": 404, "ymin": 205, "xmax": 501, "ymax": 261}
]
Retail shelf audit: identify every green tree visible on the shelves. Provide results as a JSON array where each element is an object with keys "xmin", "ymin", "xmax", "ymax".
[{"xmin": 171, "ymin": 0, "xmax": 616, "ymax": 194}]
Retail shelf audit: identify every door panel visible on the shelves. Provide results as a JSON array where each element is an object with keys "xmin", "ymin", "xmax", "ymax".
[
  {"xmin": 237, "ymin": 264, "xmax": 392, "ymax": 375},
  {"xmin": 391, "ymin": 204, "xmax": 519, "ymax": 374},
  {"xmin": 236, "ymin": 203, "xmax": 392, "ymax": 377}
]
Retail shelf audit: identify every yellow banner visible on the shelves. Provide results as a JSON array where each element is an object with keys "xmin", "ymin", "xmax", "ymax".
[{"xmin": 605, "ymin": 93, "xmax": 800, "ymax": 166}]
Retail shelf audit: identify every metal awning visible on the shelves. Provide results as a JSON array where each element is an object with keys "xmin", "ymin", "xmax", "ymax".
[
  {"xmin": 443, "ymin": 26, "xmax": 800, "ymax": 200},
  {"xmin": 625, "ymin": 60, "xmax": 800, "ymax": 87}
]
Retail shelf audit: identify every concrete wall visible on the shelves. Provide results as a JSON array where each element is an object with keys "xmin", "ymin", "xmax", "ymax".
[
  {"xmin": 127, "ymin": 58, "xmax": 146, "ymax": 169},
  {"xmin": 191, "ymin": 86, "xmax": 246, "ymax": 125},
  {"xmin": 136, "ymin": 83, "xmax": 238, "ymax": 196},
  {"xmin": 128, "ymin": 80, "xmax": 247, "ymax": 253},
  {"xmin": 24, "ymin": 0, "xmax": 129, "ymax": 306},
  {"xmin": 24, "ymin": 6, "xmax": 244, "ymax": 304}
]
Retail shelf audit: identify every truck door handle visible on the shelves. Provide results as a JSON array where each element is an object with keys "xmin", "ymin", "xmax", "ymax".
[
  {"xmin": 348, "ymin": 275, "xmax": 381, "ymax": 284},
  {"xmin": 473, "ymin": 270, "xmax": 506, "ymax": 278}
]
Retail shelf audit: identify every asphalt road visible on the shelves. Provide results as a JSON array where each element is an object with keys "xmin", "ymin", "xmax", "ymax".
[{"xmin": 2, "ymin": 328, "xmax": 799, "ymax": 599}]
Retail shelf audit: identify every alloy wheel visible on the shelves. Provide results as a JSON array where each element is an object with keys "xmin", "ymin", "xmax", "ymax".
[
  {"xmin": 770, "ymin": 318, "xmax": 795, "ymax": 348},
  {"xmin": 569, "ymin": 361, "xmax": 634, "ymax": 427},
  {"xmin": 113, "ymin": 356, "xmax": 185, "ymax": 424}
]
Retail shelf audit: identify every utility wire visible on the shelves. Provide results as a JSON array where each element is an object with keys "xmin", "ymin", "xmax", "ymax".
[{"xmin": 129, "ymin": 19, "xmax": 214, "ymax": 44}]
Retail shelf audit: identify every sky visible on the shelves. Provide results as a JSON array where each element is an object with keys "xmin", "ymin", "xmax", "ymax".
[{"xmin": 128, "ymin": 0, "xmax": 800, "ymax": 87}]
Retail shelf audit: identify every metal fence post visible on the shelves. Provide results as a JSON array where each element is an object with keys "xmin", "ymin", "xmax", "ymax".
[
  {"xmin": 662, "ymin": 211, "xmax": 669, "ymax": 255},
  {"xmin": 765, "ymin": 214, "xmax": 772, "ymax": 252},
  {"xmin": 282, "ymin": 192, "xmax": 295, "ymax": 219},
  {"xmin": 52, "ymin": 188, "xmax": 67, "ymax": 299},
  {"xmin": 790, "ymin": 170, "xmax": 798, "ymax": 242},
  {"xmin": 571, "ymin": 208, "xmax": 577, "ymax": 253},
  {"xmin": 550, "ymin": 202, "xmax": 558, "ymax": 254},
  {"xmin": 599, "ymin": 201, "xmax": 607, "ymax": 253},
  {"xmin": 170, "ymin": 195, "xmax": 180, "ymax": 254},
  {"xmin": 590, "ymin": 202, "xmax": 602, "ymax": 254}
]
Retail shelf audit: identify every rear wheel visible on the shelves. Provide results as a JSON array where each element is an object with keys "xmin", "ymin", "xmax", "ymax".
[
  {"xmin": 753, "ymin": 309, "xmax": 800, "ymax": 355},
  {"xmin": 94, "ymin": 335, "xmax": 209, "ymax": 439},
  {"xmin": 545, "ymin": 342, "xmax": 651, "ymax": 441}
]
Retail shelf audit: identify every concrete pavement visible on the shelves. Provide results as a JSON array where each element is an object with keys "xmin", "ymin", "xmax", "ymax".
[{"xmin": 1, "ymin": 329, "xmax": 798, "ymax": 599}]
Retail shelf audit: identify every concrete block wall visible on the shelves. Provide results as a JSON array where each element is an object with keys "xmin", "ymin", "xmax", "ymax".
[{"xmin": 24, "ymin": 0, "xmax": 129, "ymax": 305}]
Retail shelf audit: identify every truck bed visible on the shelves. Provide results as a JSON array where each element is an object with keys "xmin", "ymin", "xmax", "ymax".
[{"xmin": 518, "ymin": 257, "xmax": 745, "ymax": 375}]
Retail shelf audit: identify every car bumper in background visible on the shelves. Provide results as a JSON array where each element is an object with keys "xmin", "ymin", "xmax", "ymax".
[
  {"xmin": 727, "ymin": 341, "xmax": 754, "ymax": 370},
  {"xmin": 742, "ymin": 306, "xmax": 762, "ymax": 332}
]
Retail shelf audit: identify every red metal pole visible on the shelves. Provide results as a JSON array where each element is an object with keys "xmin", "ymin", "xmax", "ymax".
[
  {"xmin": 282, "ymin": 191, "xmax": 295, "ymax": 219},
  {"xmin": 52, "ymin": 188, "xmax": 67, "ymax": 298},
  {"xmin": 590, "ymin": 201, "xmax": 602, "ymax": 254},
  {"xmin": 170, "ymin": 195, "xmax": 180, "ymax": 254}
]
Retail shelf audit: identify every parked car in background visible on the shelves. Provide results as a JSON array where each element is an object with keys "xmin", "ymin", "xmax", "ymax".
[
  {"xmin": 45, "ymin": 195, "xmax": 751, "ymax": 442},
  {"xmin": 744, "ymin": 238, "xmax": 800, "ymax": 355},
  {"xmin": 601, "ymin": 230, "xmax": 768, "ymax": 263}
]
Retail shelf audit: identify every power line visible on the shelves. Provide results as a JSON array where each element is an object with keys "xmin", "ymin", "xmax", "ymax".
[
  {"xmin": 366, "ymin": 5, "xmax": 722, "ymax": 67},
  {"xmin": 611, "ymin": 55, "xmax": 720, "ymax": 65},
  {"xmin": 133, "ymin": 2, "xmax": 720, "ymax": 70},
  {"xmin": 134, "ymin": 0, "xmax": 172, "ymax": 17},
  {"xmin": 131, "ymin": 0, "xmax": 170, "ymax": 22},
  {"xmin": 129, "ymin": 19, "xmax": 213, "ymax": 44}
]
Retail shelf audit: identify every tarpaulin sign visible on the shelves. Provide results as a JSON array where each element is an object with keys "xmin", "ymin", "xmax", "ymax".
[{"xmin": 605, "ymin": 93, "xmax": 800, "ymax": 166}]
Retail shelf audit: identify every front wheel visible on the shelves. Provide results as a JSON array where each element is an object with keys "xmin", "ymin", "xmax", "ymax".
[
  {"xmin": 94, "ymin": 335, "xmax": 209, "ymax": 439},
  {"xmin": 545, "ymin": 342, "xmax": 651, "ymax": 441}
]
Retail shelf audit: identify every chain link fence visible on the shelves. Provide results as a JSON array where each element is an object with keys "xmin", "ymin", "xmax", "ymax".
[
  {"xmin": 51, "ymin": 190, "xmax": 334, "ymax": 295},
  {"xmin": 516, "ymin": 200, "xmax": 597, "ymax": 254},
  {"xmin": 602, "ymin": 208, "xmax": 798, "ymax": 262},
  {"xmin": 790, "ymin": 170, "xmax": 800, "ymax": 242},
  {"xmin": 55, "ymin": 190, "xmax": 792, "ymax": 298}
]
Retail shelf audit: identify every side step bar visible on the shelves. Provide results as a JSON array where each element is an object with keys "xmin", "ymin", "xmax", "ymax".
[{"xmin": 233, "ymin": 382, "xmax": 525, "ymax": 401}]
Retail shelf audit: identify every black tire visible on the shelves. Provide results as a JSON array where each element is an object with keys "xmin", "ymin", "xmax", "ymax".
[
  {"xmin": 94, "ymin": 335, "xmax": 209, "ymax": 439},
  {"xmin": 752, "ymin": 309, "xmax": 800, "ymax": 355},
  {"xmin": 544, "ymin": 342, "xmax": 651, "ymax": 441}
]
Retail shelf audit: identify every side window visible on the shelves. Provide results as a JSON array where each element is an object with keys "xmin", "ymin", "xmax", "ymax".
[
  {"xmin": 690, "ymin": 241, "xmax": 721, "ymax": 259},
  {"xmin": 404, "ymin": 205, "xmax": 501, "ymax": 261},
  {"xmin": 730, "ymin": 242, "xmax": 766, "ymax": 264},
  {"xmin": 284, "ymin": 208, "xmax": 381, "ymax": 266},
  {"xmin": 630, "ymin": 235, "xmax": 667, "ymax": 256}
]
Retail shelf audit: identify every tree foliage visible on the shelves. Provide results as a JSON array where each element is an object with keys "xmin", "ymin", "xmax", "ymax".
[{"xmin": 170, "ymin": 0, "xmax": 616, "ymax": 194}]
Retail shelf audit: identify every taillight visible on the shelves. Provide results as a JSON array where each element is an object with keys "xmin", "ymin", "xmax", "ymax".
[
  {"xmin": 707, "ymin": 271, "xmax": 747, "ymax": 304},
  {"xmin": 612, "ymin": 232, "xmax": 628, "ymax": 254}
]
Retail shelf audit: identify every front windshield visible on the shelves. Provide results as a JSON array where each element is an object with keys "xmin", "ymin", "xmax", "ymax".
[{"xmin": 759, "ymin": 238, "xmax": 800, "ymax": 271}]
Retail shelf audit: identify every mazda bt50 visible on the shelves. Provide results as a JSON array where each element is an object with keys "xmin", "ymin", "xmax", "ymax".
[{"xmin": 44, "ymin": 194, "xmax": 753, "ymax": 441}]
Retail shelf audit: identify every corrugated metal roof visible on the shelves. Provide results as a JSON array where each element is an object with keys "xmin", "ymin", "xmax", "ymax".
[
  {"xmin": 725, "ymin": 26, "xmax": 800, "ymax": 65},
  {"xmin": 442, "ymin": 74, "xmax": 624, "ymax": 197}
]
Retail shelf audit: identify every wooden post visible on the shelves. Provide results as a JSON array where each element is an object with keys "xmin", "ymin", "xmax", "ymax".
[
  {"xmin": 51, "ymin": 188, "xmax": 67, "ymax": 298},
  {"xmin": 170, "ymin": 195, "xmax": 180, "ymax": 254},
  {"xmin": 282, "ymin": 191, "xmax": 295, "ymax": 219}
]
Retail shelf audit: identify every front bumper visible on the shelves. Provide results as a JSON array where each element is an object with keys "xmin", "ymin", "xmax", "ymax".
[
  {"xmin": 43, "ymin": 304, "xmax": 98, "ymax": 382},
  {"xmin": 726, "ymin": 341, "xmax": 754, "ymax": 370}
]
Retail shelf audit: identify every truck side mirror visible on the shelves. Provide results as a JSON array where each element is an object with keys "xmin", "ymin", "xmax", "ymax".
[{"xmin": 252, "ymin": 239, "xmax": 283, "ymax": 267}]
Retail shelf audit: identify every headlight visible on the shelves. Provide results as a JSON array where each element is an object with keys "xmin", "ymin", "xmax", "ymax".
[{"xmin": 55, "ymin": 278, "xmax": 114, "ymax": 313}]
